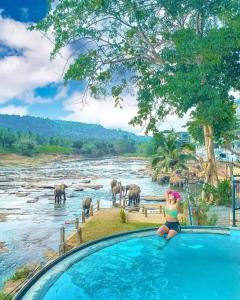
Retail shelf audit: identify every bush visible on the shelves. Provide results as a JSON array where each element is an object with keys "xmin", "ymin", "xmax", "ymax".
[
  {"xmin": 203, "ymin": 180, "xmax": 231, "ymax": 206},
  {"xmin": 191, "ymin": 197, "xmax": 218, "ymax": 225},
  {"xmin": 120, "ymin": 209, "xmax": 127, "ymax": 223},
  {"xmin": 10, "ymin": 266, "xmax": 33, "ymax": 281}
]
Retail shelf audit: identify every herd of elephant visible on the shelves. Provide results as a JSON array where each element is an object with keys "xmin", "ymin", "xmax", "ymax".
[
  {"xmin": 111, "ymin": 180, "xmax": 141, "ymax": 206},
  {"xmin": 53, "ymin": 180, "xmax": 141, "ymax": 217}
]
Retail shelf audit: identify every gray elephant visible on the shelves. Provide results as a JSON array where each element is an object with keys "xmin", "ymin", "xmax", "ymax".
[
  {"xmin": 112, "ymin": 181, "xmax": 125, "ymax": 201},
  {"xmin": 54, "ymin": 184, "xmax": 68, "ymax": 205},
  {"xmin": 128, "ymin": 188, "xmax": 141, "ymax": 206},
  {"xmin": 82, "ymin": 197, "xmax": 92, "ymax": 217},
  {"xmin": 126, "ymin": 184, "xmax": 141, "ymax": 194},
  {"xmin": 111, "ymin": 179, "xmax": 118, "ymax": 193},
  {"xmin": 126, "ymin": 184, "xmax": 141, "ymax": 206}
]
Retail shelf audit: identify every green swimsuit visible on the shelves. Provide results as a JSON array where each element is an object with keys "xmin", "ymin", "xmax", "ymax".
[{"xmin": 165, "ymin": 207, "xmax": 178, "ymax": 218}]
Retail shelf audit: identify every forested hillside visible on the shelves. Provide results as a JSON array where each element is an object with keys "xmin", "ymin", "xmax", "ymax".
[{"xmin": 0, "ymin": 115, "xmax": 146, "ymax": 141}]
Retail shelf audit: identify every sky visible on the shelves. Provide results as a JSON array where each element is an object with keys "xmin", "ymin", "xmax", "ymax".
[{"xmin": 0, "ymin": 0, "xmax": 189, "ymax": 134}]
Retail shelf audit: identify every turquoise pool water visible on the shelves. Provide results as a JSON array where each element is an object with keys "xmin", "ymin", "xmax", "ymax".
[{"xmin": 18, "ymin": 231, "xmax": 240, "ymax": 300}]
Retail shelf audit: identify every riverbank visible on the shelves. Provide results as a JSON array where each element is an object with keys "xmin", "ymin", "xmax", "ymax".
[
  {"xmin": 0, "ymin": 153, "xmax": 150, "ymax": 167},
  {"xmin": 0, "ymin": 153, "xmax": 85, "ymax": 167}
]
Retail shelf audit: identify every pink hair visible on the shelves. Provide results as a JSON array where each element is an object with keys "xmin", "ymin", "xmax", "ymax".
[{"xmin": 168, "ymin": 190, "xmax": 181, "ymax": 201}]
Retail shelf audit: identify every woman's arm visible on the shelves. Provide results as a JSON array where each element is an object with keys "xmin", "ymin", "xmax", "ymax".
[{"xmin": 164, "ymin": 190, "xmax": 170, "ymax": 202}]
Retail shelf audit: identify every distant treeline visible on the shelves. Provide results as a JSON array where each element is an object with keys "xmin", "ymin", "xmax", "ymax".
[
  {"xmin": 0, "ymin": 128, "xmax": 148, "ymax": 157},
  {"xmin": 0, "ymin": 114, "xmax": 148, "ymax": 142}
]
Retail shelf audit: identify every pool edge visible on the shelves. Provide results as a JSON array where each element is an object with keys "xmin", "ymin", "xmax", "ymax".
[{"xmin": 13, "ymin": 226, "xmax": 230, "ymax": 300}]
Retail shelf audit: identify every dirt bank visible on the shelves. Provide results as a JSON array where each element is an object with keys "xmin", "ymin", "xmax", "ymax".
[{"xmin": 0, "ymin": 154, "xmax": 84, "ymax": 167}]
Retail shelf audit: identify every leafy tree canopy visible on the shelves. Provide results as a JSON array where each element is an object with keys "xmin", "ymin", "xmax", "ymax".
[{"xmin": 34, "ymin": 0, "xmax": 240, "ymax": 141}]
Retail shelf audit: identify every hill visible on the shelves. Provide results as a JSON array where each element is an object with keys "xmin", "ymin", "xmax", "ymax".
[{"xmin": 0, "ymin": 114, "xmax": 147, "ymax": 141}]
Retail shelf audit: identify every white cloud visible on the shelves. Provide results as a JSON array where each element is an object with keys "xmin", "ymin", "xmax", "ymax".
[
  {"xmin": 63, "ymin": 92, "xmax": 144, "ymax": 134},
  {"xmin": 0, "ymin": 17, "xmax": 72, "ymax": 104},
  {"xmin": 63, "ymin": 92, "xmax": 190, "ymax": 134},
  {"xmin": 0, "ymin": 105, "xmax": 28, "ymax": 116}
]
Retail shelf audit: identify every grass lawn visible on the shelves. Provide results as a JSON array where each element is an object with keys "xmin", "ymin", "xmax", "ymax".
[{"xmin": 67, "ymin": 208, "xmax": 160, "ymax": 247}]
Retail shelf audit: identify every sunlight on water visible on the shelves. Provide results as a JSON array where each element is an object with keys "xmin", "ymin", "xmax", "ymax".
[{"xmin": 26, "ymin": 233, "xmax": 240, "ymax": 300}]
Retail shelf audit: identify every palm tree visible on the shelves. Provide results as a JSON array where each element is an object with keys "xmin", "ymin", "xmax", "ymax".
[{"xmin": 151, "ymin": 131, "xmax": 194, "ymax": 177}]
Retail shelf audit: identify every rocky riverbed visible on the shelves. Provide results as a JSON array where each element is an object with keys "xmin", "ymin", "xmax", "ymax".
[{"xmin": 0, "ymin": 157, "xmax": 165, "ymax": 287}]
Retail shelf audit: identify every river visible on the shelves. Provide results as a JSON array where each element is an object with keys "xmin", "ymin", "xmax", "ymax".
[{"xmin": 0, "ymin": 157, "xmax": 168, "ymax": 287}]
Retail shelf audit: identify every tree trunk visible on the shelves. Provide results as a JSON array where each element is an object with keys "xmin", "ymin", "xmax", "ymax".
[{"xmin": 202, "ymin": 125, "xmax": 219, "ymax": 201}]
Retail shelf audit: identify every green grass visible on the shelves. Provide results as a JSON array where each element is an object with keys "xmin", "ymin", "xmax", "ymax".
[
  {"xmin": 68, "ymin": 209, "xmax": 160, "ymax": 247},
  {"xmin": 36, "ymin": 145, "xmax": 72, "ymax": 154},
  {"xmin": 0, "ymin": 292, "xmax": 13, "ymax": 300},
  {"xmin": 0, "ymin": 147, "xmax": 16, "ymax": 154},
  {"xmin": 10, "ymin": 267, "xmax": 32, "ymax": 282}
]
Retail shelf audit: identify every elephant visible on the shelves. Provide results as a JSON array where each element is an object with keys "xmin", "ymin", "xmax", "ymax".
[
  {"xmin": 110, "ymin": 179, "xmax": 118, "ymax": 193},
  {"xmin": 128, "ymin": 188, "xmax": 141, "ymax": 206},
  {"xmin": 126, "ymin": 184, "xmax": 141, "ymax": 194},
  {"xmin": 112, "ymin": 181, "xmax": 124, "ymax": 200},
  {"xmin": 82, "ymin": 197, "xmax": 92, "ymax": 217},
  {"xmin": 54, "ymin": 184, "xmax": 68, "ymax": 205}
]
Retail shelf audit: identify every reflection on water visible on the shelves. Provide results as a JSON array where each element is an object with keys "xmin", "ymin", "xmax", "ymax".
[{"xmin": 0, "ymin": 158, "xmax": 167, "ymax": 287}]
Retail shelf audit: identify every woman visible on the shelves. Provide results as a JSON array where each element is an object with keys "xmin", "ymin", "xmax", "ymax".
[{"xmin": 157, "ymin": 189, "xmax": 181, "ymax": 240}]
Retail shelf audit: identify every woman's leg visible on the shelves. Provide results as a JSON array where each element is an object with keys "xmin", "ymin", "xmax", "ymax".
[
  {"xmin": 157, "ymin": 225, "xmax": 169, "ymax": 236},
  {"xmin": 166, "ymin": 229, "xmax": 178, "ymax": 240}
]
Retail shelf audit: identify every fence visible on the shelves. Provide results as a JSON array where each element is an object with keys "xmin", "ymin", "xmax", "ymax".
[
  {"xmin": 185, "ymin": 179, "xmax": 233, "ymax": 227},
  {"xmin": 232, "ymin": 175, "xmax": 240, "ymax": 227},
  {"xmin": 59, "ymin": 200, "xmax": 100, "ymax": 255}
]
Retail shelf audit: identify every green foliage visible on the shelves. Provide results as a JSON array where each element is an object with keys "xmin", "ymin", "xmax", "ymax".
[
  {"xmin": 10, "ymin": 266, "xmax": 32, "ymax": 281},
  {"xmin": 191, "ymin": 197, "xmax": 218, "ymax": 225},
  {"xmin": 0, "ymin": 115, "xmax": 145, "ymax": 142},
  {"xmin": 0, "ymin": 292, "xmax": 13, "ymax": 300},
  {"xmin": 17, "ymin": 142, "xmax": 37, "ymax": 157},
  {"xmin": 33, "ymin": 0, "xmax": 240, "ymax": 174},
  {"xmin": 203, "ymin": 180, "xmax": 231, "ymax": 206},
  {"xmin": 151, "ymin": 130, "xmax": 194, "ymax": 175},
  {"xmin": 36, "ymin": 145, "xmax": 72, "ymax": 155},
  {"xmin": 136, "ymin": 141, "xmax": 155, "ymax": 156},
  {"xmin": 113, "ymin": 138, "xmax": 136, "ymax": 155},
  {"xmin": 0, "ymin": 116, "xmax": 148, "ymax": 157},
  {"xmin": 120, "ymin": 209, "xmax": 127, "ymax": 223}
]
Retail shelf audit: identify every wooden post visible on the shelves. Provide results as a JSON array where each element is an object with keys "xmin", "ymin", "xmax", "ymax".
[
  {"xmin": 159, "ymin": 205, "xmax": 162, "ymax": 214},
  {"xmin": 59, "ymin": 226, "xmax": 65, "ymax": 255},
  {"xmin": 144, "ymin": 207, "xmax": 148, "ymax": 217},
  {"xmin": 90, "ymin": 205, "xmax": 93, "ymax": 216},
  {"xmin": 75, "ymin": 218, "xmax": 81, "ymax": 244},
  {"xmin": 75, "ymin": 218, "xmax": 79, "ymax": 230},
  {"xmin": 123, "ymin": 198, "xmax": 125, "ymax": 209},
  {"xmin": 97, "ymin": 200, "xmax": 100, "ymax": 211},
  {"xmin": 74, "ymin": 218, "xmax": 82, "ymax": 244},
  {"xmin": 82, "ymin": 211, "xmax": 85, "ymax": 223}
]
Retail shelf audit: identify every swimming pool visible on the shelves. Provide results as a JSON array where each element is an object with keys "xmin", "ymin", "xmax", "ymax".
[{"xmin": 14, "ymin": 228, "xmax": 240, "ymax": 300}]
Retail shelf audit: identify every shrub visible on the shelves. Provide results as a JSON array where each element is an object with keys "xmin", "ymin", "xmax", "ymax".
[
  {"xmin": 203, "ymin": 180, "xmax": 231, "ymax": 206},
  {"xmin": 10, "ymin": 266, "xmax": 33, "ymax": 281},
  {"xmin": 191, "ymin": 197, "xmax": 218, "ymax": 225},
  {"xmin": 120, "ymin": 209, "xmax": 127, "ymax": 223}
]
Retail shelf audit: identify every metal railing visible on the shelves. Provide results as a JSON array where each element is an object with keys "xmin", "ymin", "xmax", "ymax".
[{"xmin": 232, "ymin": 175, "xmax": 240, "ymax": 227}]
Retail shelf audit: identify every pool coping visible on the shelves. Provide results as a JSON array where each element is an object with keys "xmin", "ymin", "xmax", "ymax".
[{"xmin": 13, "ymin": 226, "xmax": 230, "ymax": 299}]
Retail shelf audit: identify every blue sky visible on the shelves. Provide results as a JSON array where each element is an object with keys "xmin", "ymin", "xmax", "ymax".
[{"xmin": 0, "ymin": 0, "xmax": 189, "ymax": 133}]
